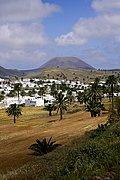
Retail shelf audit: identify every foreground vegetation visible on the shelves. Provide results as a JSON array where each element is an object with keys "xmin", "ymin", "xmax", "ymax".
[
  {"xmin": 61, "ymin": 117, "xmax": 120, "ymax": 179},
  {"xmin": 0, "ymin": 110, "xmax": 119, "ymax": 179},
  {"xmin": 0, "ymin": 105, "xmax": 107, "ymax": 179}
]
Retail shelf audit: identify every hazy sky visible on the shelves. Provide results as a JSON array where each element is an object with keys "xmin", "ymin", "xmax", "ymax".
[{"xmin": 0, "ymin": 0, "xmax": 120, "ymax": 70}]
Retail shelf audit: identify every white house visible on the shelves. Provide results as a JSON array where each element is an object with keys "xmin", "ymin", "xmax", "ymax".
[{"xmin": 25, "ymin": 97, "xmax": 44, "ymax": 107}]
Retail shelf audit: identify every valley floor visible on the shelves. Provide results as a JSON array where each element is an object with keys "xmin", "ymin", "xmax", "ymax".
[{"xmin": 0, "ymin": 107, "xmax": 108, "ymax": 179}]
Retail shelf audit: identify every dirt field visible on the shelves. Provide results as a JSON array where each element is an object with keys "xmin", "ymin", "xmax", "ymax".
[{"xmin": 0, "ymin": 106, "xmax": 108, "ymax": 178}]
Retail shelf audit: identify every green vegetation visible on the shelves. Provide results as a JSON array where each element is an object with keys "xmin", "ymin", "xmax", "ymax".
[
  {"xmin": 86, "ymin": 78, "xmax": 104, "ymax": 117},
  {"xmin": 60, "ymin": 117, "xmax": 120, "ymax": 179},
  {"xmin": 106, "ymin": 75, "xmax": 117, "ymax": 111},
  {"xmin": 25, "ymin": 68, "xmax": 120, "ymax": 83},
  {"xmin": 14, "ymin": 83, "xmax": 22, "ymax": 100},
  {"xmin": 43, "ymin": 104, "xmax": 55, "ymax": 116},
  {"xmin": 54, "ymin": 91, "xmax": 69, "ymax": 120},
  {"xmin": 28, "ymin": 137, "xmax": 61, "ymax": 156},
  {"xmin": 6, "ymin": 103, "xmax": 22, "ymax": 123}
]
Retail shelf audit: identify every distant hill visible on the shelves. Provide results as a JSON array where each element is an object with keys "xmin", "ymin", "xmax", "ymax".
[
  {"xmin": 0, "ymin": 57, "xmax": 95, "ymax": 78},
  {"xmin": 0, "ymin": 66, "xmax": 25, "ymax": 78},
  {"xmin": 39, "ymin": 57, "xmax": 95, "ymax": 70}
]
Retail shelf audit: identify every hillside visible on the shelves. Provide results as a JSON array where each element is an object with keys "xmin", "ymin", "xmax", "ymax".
[
  {"xmin": 22, "ymin": 56, "xmax": 96, "ymax": 75},
  {"xmin": 0, "ymin": 66, "xmax": 25, "ymax": 78},
  {"xmin": 0, "ymin": 56, "xmax": 119, "ymax": 79},
  {"xmin": 26, "ymin": 68, "xmax": 119, "ymax": 83},
  {"xmin": 39, "ymin": 57, "xmax": 95, "ymax": 70}
]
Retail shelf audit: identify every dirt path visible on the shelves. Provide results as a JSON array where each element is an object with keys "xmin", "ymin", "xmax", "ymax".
[{"xmin": 0, "ymin": 111, "xmax": 108, "ymax": 173}]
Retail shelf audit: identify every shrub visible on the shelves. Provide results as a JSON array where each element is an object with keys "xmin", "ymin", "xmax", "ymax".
[
  {"xmin": 86, "ymin": 123, "xmax": 108, "ymax": 138},
  {"xmin": 28, "ymin": 137, "xmax": 61, "ymax": 156},
  {"xmin": 61, "ymin": 121, "xmax": 120, "ymax": 178}
]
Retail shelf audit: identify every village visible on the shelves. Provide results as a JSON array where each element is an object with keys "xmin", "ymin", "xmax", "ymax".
[
  {"xmin": 0, "ymin": 77, "xmax": 120, "ymax": 109},
  {"xmin": 0, "ymin": 77, "xmax": 84, "ymax": 108}
]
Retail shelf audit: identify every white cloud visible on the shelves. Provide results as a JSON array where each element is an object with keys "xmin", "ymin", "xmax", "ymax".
[
  {"xmin": 0, "ymin": 0, "xmax": 60, "ymax": 22},
  {"xmin": 55, "ymin": 32, "xmax": 87, "ymax": 46},
  {"xmin": 0, "ymin": 50, "xmax": 47, "ymax": 69},
  {"xmin": 55, "ymin": 0, "xmax": 120, "ymax": 46},
  {"xmin": 0, "ymin": 23, "xmax": 49, "ymax": 49},
  {"xmin": 0, "ymin": 0, "xmax": 60, "ymax": 69},
  {"xmin": 74, "ymin": 14, "xmax": 120, "ymax": 39},
  {"xmin": 92, "ymin": 0, "xmax": 120, "ymax": 13}
]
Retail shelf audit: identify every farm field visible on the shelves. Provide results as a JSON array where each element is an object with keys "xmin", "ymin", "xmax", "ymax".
[{"xmin": 0, "ymin": 106, "xmax": 108, "ymax": 179}]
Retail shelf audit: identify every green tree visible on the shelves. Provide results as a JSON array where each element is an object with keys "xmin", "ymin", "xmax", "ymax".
[
  {"xmin": 87, "ymin": 100, "xmax": 104, "ymax": 117},
  {"xmin": 14, "ymin": 83, "xmax": 22, "ymax": 100},
  {"xmin": 43, "ymin": 104, "xmax": 55, "ymax": 116},
  {"xmin": 7, "ymin": 90, "xmax": 17, "ymax": 97},
  {"xmin": 88, "ymin": 78, "xmax": 102, "ymax": 103},
  {"xmin": 86, "ymin": 78, "xmax": 104, "ymax": 117},
  {"xmin": 51, "ymin": 83, "xmax": 57, "ymax": 97},
  {"xmin": 54, "ymin": 91, "xmax": 69, "ymax": 120},
  {"xmin": 114, "ymin": 96, "xmax": 120, "ymax": 116},
  {"xmin": 67, "ymin": 89, "xmax": 74, "ymax": 105},
  {"xmin": 6, "ymin": 103, "xmax": 22, "ymax": 124},
  {"xmin": 38, "ymin": 87, "xmax": 45, "ymax": 96},
  {"xmin": 77, "ymin": 91, "xmax": 84, "ymax": 104},
  {"xmin": 0, "ymin": 94, "xmax": 4, "ymax": 101},
  {"xmin": 20, "ymin": 89, "xmax": 26, "ymax": 97},
  {"xmin": 106, "ymin": 75, "xmax": 117, "ymax": 111}
]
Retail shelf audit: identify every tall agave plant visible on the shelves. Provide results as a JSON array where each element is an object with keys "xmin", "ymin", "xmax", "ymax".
[{"xmin": 28, "ymin": 137, "xmax": 61, "ymax": 155}]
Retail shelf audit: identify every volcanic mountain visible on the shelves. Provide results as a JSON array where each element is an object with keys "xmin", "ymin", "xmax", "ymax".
[
  {"xmin": 0, "ymin": 57, "xmax": 95, "ymax": 78},
  {"xmin": 39, "ymin": 57, "xmax": 95, "ymax": 70}
]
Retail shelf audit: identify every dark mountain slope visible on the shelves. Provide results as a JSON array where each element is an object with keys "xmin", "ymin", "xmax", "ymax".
[
  {"xmin": 0, "ymin": 66, "xmax": 25, "ymax": 78},
  {"xmin": 39, "ymin": 57, "xmax": 95, "ymax": 70}
]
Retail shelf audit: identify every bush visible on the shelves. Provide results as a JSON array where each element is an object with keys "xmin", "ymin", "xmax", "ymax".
[
  {"xmin": 61, "ymin": 121, "xmax": 120, "ymax": 178},
  {"xmin": 86, "ymin": 123, "xmax": 108, "ymax": 138},
  {"xmin": 28, "ymin": 137, "xmax": 61, "ymax": 156}
]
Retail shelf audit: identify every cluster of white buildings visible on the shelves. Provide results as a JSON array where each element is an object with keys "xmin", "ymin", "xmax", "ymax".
[
  {"xmin": 0, "ymin": 77, "xmax": 120, "ymax": 108},
  {"xmin": 0, "ymin": 78, "xmax": 79, "ymax": 108}
]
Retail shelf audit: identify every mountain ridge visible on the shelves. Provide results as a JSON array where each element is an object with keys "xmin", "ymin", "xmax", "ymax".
[{"xmin": 0, "ymin": 57, "xmax": 96, "ymax": 78}]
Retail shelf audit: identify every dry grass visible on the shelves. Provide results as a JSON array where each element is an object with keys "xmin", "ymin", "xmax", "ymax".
[
  {"xmin": 0, "ymin": 105, "xmax": 108, "ymax": 179},
  {"xmin": 26, "ymin": 68, "xmax": 120, "ymax": 82}
]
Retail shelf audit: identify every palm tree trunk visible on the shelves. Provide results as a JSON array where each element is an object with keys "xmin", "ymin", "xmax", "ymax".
[
  {"xmin": 18, "ymin": 90, "xmax": 20, "ymax": 101},
  {"xmin": 14, "ymin": 115, "xmax": 16, "ymax": 124},
  {"xmin": 49, "ymin": 110, "xmax": 52, "ymax": 116},
  {"xmin": 60, "ymin": 108, "xmax": 62, "ymax": 120},
  {"xmin": 111, "ymin": 84, "xmax": 114, "ymax": 111}
]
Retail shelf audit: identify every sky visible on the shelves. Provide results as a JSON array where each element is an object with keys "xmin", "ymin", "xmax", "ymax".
[{"xmin": 0, "ymin": 0, "xmax": 120, "ymax": 70}]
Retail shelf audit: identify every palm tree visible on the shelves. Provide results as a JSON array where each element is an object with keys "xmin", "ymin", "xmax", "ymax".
[
  {"xmin": 67, "ymin": 89, "xmax": 74, "ymax": 105},
  {"xmin": 28, "ymin": 137, "xmax": 61, "ymax": 156},
  {"xmin": 20, "ymin": 89, "xmax": 26, "ymax": 97},
  {"xmin": 106, "ymin": 75, "xmax": 117, "ymax": 111},
  {"xmin": 14, "ymin": 83, "xmax": 22, "ymax": 100},
  {"xmin": 38, "ymin": 87, "xmax": 45, "ymax": 96},
  {"xmin": 87, "ymin": 100, "xmax": 104, "ymax": 117},
  {"xmin": 50, "ymin": 83, "xmax": 58, "ymax": 97},
  {"xmin": 6, "ymin": 103, "xmax": 22, "ymax": 123},
  {"xmin": 86, "ymin": 78, "xmax": 104, "ymax": 117},
  {"xmin": 43, "ymin": 104, "xmax": 55, "ymax": 116},
  {"xmin": 54, "ymin": 91, "xmax": 69, "ymax": 120},
  {"xmin": 88, "ymin": 78, "xmax": 102, "ymax": 103},
  {"xmin": 77, "ymin": 91, "xmax": 84, "ymax": 104}
]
